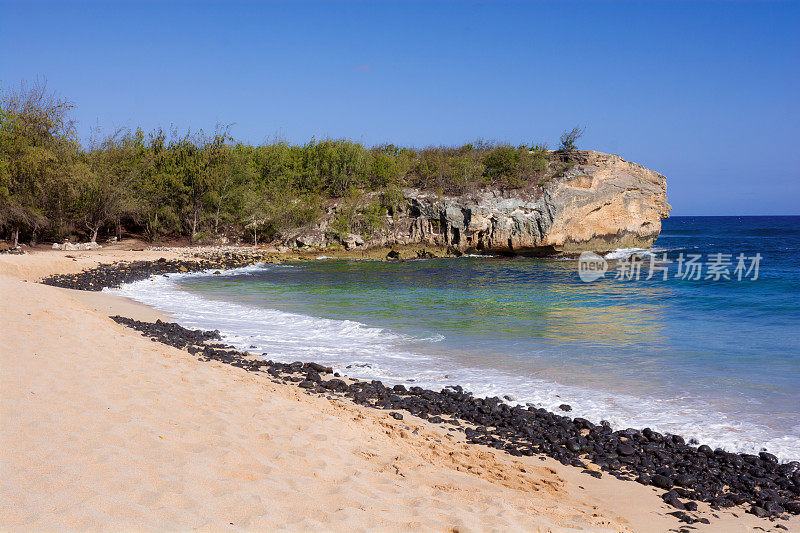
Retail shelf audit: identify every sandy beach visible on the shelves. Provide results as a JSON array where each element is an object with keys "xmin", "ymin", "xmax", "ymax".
[{"xmin": 1, "ymin": 247, "xmax": 797, "ymax": 532}]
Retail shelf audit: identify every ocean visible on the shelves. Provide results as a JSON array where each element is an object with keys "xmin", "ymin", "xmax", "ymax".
[{"xmin": 111, "ymin": 216, "xmax": 800, "ymax": 461}]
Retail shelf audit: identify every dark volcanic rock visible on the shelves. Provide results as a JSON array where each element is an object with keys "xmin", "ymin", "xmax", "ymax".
[
  {"xmin": 305, "ymin": 362, "xmax": 333, "ymax": 374},
  {"xmin": 652, "ymin": 474, "xmax": 674, "ymax": 490},
  {"xmin": 617, "ymin": 443, "xmax": 635, "ymax": 456},
  {"xmin": 582, "ymin": 469, "xmax": 602, "ymax": 479},
  {"xmin": 322, "ymin": 378, "xmax": 347, "ymax": 391},
  {"xmin": 662, "ymin": 491, "xmax": 686, "ymax": 510},
  {"xmin": 40, "ymin": 251, "xmax": 274, "ymax": 291},
  {"xmin": 666, "ymin": 511, "xmax": 693, "ymax": 523},
  {"xmin": 760, "ymin": 451, "xmax": 779, "ymax": 463},
  {"xmin": 697, "ymin": 444, "xmax": 713, "ymax": 456}
]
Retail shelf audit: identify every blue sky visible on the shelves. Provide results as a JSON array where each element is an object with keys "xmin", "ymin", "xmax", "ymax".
[{"xmin": 1, "ymin": 1, "xmax": 798, "ymax": 215}]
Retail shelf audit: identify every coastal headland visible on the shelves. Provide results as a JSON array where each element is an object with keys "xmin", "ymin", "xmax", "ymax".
[
  {"xmin": 2, "ymin": 245, "xmax": 798, "ymax": 532},
  {"xmin": 288, "ymin": 151, "xmax": 671, "ymax": 256}
]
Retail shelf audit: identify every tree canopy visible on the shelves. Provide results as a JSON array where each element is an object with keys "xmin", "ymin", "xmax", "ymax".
[{"xmin": 0, "ymin": 81, "xmax": 579, "ymax": 246}]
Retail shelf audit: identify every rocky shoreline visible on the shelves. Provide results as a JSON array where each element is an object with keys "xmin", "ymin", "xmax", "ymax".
[
  {"xmin": 39, "ymin": 251, "xmax": 279, "ymax": 291},
  {"xmin": 108, "ymin": 315, "xmax": 799, "ymax": 527},
  {"xmin": 41, "ymin": 255, "xmax": 800, "ymax": 527},
  {"xmin": 37, "ymin": 248, "xmax": 454, "ymax": 290}
]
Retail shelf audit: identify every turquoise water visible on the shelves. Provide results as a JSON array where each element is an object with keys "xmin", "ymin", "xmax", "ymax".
[{"xmin": 115, "ymin": 216, "xmax": 800, "ymax": 460}]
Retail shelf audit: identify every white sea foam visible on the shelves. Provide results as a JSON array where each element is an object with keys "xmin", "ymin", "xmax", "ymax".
[
  {"xmin": 603, "ymin": 246, "xmax": 684, "ymax": 261},
  {"xmin": 109, "ymin": 265, "xmax": 800, "ymax": 462},
  {"xmin": 604, "ymin": 248, "xmax": 651, "ymax": 260}
]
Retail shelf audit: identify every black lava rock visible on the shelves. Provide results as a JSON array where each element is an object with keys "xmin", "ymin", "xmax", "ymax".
[
  {"xmin": 662, "ymin": 491, "xmax": 686, "ymax": 510},
  {"xmin": 617, "ymin": 443, "xmax": 635, "ymax": 456},
  {"xmin": 698, "ymin": 444, "xmax": 714, "ymax": 456},
  {"xmin": 760, "ymin": 451, "xmax": 779, "ymax": 464},
  {"xmin": 652, "ymin": 474, "xmax": 674, "ymax": 490},
  {"xmin": 41, "ymin": 251, "xmax": 274, "ymax": 291}
]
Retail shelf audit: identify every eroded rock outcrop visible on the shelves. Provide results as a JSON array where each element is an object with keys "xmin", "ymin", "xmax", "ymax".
[
  {"xmin": 52, "ymin": 241, "xmax": 102, "ymax": 251},
  {"xmin": 291, "ymin": 150, "xmax": 670, "ymax": 255}
]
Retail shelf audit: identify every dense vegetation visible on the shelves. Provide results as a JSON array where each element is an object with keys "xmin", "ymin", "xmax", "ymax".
[{"xmin": 0, "ymin": 82, "xmax": 581, "ymax": 246}]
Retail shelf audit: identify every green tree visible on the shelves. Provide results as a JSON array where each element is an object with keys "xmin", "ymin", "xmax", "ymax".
[
  {"xmin": 72, "ymin": 128, "xmax": 140, "ymax": 243},
  {"xmin": 0, "ymin": 80, "xmax": 76, "ymax": 245},
  {"xmin": 176, "ymin": 126, "xmax": 232, "ymax": 241},
  {"xmin": 130, "ymin": 128, "xmax": 184, "ymax": 240}
]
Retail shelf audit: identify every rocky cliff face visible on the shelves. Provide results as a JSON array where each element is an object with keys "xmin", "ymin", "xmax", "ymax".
[{"xmin": 291, "ymin": 151, "xmax": 671, "ymax": 255}]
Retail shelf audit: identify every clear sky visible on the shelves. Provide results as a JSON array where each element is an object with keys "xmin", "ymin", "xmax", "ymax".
[{"xmin": 1, "ymin": 1, "xmax": 798, "ymax": 215}]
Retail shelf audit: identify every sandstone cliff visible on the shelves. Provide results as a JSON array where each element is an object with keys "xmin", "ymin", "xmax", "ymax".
[{"xmin": 290, "ymin": 151, "xmax": 671, "ymax": 255}]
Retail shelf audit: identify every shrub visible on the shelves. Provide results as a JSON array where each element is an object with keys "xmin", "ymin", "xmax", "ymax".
[{"xmin": 559, "ymin": 126, "xmax": 585, "ymax": 152}]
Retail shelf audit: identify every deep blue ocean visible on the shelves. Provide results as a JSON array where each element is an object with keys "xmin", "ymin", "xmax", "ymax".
[{"xmin": 114, "ymin": 216, "xmax": 800, "ymax": 460}]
